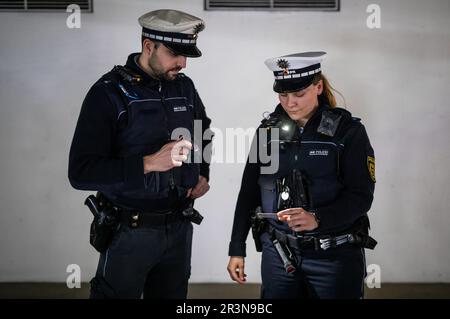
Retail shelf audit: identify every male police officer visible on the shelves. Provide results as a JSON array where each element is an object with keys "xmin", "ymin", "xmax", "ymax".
[{"xmin": 69, "ymin": 9, "xmax": 212, "ymax": 299}]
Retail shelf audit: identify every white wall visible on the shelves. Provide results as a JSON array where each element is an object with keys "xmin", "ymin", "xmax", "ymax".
[{"xmin": 0, "ymin": 0, "xmax": 449, "ymax": 283}]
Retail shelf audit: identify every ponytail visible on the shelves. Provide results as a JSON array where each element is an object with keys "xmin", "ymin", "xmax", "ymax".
[{"xmin": 313, "ymin": 74, "xmax": 345, "ymax": 108}]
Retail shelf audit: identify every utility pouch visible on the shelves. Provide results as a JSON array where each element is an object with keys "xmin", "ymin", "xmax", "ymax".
[{"xmin": 347, "ymin": 215, "xmax": 377, "ymax": 250}]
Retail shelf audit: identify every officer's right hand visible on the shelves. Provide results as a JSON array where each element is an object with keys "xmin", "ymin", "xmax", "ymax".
[
  {"xmin": 227, "ymin": 256, "xmax": 247, "ymax": 284},
  {"xmin": 143, "ymin": 139, "xmax": 192, "ymax": 173}
]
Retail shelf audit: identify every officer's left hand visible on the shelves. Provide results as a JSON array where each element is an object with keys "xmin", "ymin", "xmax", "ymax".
[
  {"xmin": 190, "ymin": 176, "xmax": 210, "ymax": 199},
  {"xmin": 277, "ymin": 208, "xmax": 319, "ymax": 232}
]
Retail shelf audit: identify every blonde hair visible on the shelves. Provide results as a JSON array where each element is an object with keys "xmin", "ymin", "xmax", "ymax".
[{"xmin": 312, "ymin": 74, "xmax": 345, "ymax": 108}]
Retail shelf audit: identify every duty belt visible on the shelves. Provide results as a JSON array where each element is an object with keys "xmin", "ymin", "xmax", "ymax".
[
  {"xmin": 96, "ymin": 193, "xmax": 186, "ymax": 228},
  {"xmin": 266, "ymin": 223, "xmax": 356, "ymax": 251},
  {"xmin": 117, "ymin": 208, "xmax": 183, "ymax": 228}
]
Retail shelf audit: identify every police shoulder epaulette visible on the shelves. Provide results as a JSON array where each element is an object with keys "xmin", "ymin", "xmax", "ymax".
[
  {"xmin": 260, "ymin": 110, "xmax": 278, "ymax": 126},
  {"xmin": 99, "ymin": 69, "xmax": 120, "ymax": 85},
  {"xmin": 100, "ymin": 67, "xmax": 140, "ymax": 100},
  {"xmin": 112, "ymin": 65, "xmax": 143, "ymax": 85},
  {"xmin": 331, "ymin": 106, "xmax": 352, "ymax": 118},
  {"xmin": 176, "ymin": 73, "xmax": 192, "ymax": 85}
]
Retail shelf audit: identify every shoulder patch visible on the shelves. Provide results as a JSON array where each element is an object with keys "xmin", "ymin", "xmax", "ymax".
[{"xmin": 367, "ymin": 156, "xmax": 376, "ymax": 183}]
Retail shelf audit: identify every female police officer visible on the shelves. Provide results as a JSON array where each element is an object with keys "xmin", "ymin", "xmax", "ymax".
[{"xmin": 227, "ymin": 52, "xmax": 376, "ymax": 299}]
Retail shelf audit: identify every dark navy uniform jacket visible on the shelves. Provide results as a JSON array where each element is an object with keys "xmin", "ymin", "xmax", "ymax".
[
  {"xmin": 229, "ymin": 104, "xmax": 375, "ymax": 257},
  {"xmin": 69, "ymin": 53, "xmax": 212, "ymax": 210}
]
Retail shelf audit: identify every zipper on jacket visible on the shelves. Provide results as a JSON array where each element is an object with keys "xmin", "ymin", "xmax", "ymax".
[{"xmin": 158, "ymin": 81, "xmax": 176, "ymax": 192}]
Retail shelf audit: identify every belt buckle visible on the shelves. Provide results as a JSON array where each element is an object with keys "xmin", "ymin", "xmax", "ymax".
[
  {"xmin": 293, "ymin": 235, "xmax": 315, "ymax": 250},
  {"xmin": 303, "ymin": 236, "xmax": 320, "ymax": 251}
]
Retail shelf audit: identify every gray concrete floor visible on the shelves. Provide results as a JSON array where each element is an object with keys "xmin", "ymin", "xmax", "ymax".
[{"xmin": 0, "ymin": 283, "xmax": 449, "ymax": 299}]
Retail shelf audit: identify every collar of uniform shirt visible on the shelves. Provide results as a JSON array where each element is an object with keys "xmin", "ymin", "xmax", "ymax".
[{"xmin": 124, "ymin": 53, "xmax": 162, "ymax": 86}]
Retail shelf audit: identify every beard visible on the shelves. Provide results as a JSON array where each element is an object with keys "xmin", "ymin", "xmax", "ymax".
[{"xmin": 148, "ymin": 54, "xmax": 181, "ymax": 81}]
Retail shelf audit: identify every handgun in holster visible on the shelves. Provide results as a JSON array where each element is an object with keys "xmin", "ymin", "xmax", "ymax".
[
  {"xmin": 84, "ymin": 192, "xmax": 119, "ymax": 253},
  {"xmin": 250, "ymin": 207, "xmax": 266, "ymax": 252}
]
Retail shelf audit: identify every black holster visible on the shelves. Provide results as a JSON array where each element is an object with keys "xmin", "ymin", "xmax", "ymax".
[
  {"xmin": 176, "ymin": 196, "xmax": 204, "ymax": 225},
  {"xmin": 85, "ymin": 193, "xmax": 119, "ymax": 253},
  {"xmin": 250, "ymin": 207, "xmax": 266, "ymax": 252},
  {"xmin": 349, "ymin": 215, "xmax": 377, "ymax": 250}
]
